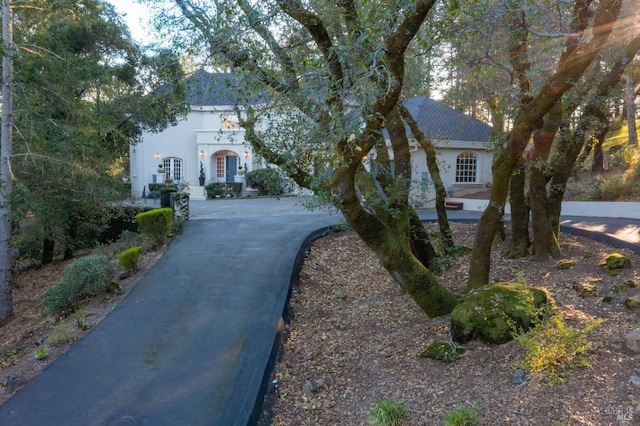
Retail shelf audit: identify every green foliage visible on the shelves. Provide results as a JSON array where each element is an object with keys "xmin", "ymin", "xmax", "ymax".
[
  {"xmin": 513, "ymin": 312, "xmax": 603, "ymax": 387},
  {"xmin": 35, "ymin": 347, "xmax": 50, "ymax": 360},
  {"xmin": 118, "ymin": 246, "xmax": 142, "ymax": 273},
  {"xmin": 205, "ymin": 182, "xmax": 243, "ymax": 198},
  {"xmin": 49, "ymin": 321, "xmax": 82, "ymax": 345},
  {"xmin": 200, "ymin": 161, "xmax": 205, "ymax": 178},
  {"xmin": 10, "ymin": 0, "xmax": 186, "ymax": 264},
  {"xmin": 160, "ymin": 187, "xmax": 179, "ymax": 208},
  {"xmin": 442, "ymin": 405, "xmax": 480, "ymax": 426},
  {"xmin": 42, "ymin": 254, "xmax": 115, "ymax": 316},
  {"xmin": 135, "ymin": 208, "xmax": 173, "ymax": 246},
  {"xmin": 366, "ymin": 400, "xmax": 407, "ymax": 426},
  {"xmin": 609, "ymin": 145, "xmax": 640, "ymax": 168},
  {"xmin": 590, "ymin": 176, "xmax": 638, "ymax": 201},
  {"xmin": 245, "ymin": 168, "xmax": 283, "ymax": 196},
  {"xmin": 420, "ymin": 341, "xmax": 464, "ymax": 363},
  {"xmin": 148, "ymin": 183, "xmax": 178, "ymax": 192}
]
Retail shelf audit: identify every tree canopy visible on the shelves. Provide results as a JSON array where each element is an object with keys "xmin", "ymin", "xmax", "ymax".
[
  {"xmin": 9, "ymin": 0, "xmax": 187, "ymax": 264},
  {"xmin": 148, "ymin": 0, "xmax": 637, "ymax": 317}
]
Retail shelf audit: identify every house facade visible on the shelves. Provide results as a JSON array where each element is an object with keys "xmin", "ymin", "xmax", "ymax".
[
  {"xmin": 130, "ymin": 71, "xmax": 494, "ymax": 203},
  {"xmin": 130, "ymin": 71, "xmax": 263, "ymax": 200},
  {"xmin": 399, "ymin": 96, "xmax": 495, "ymax": 206}
]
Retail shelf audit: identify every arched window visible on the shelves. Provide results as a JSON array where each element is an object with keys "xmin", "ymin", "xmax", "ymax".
[
  {"xmin": 162, "ymin": 157, "xmax": 183, "ymax": 182},
  {"xmin": 455, "ymin": 152, "xmax": 477, "ymax": 183}
]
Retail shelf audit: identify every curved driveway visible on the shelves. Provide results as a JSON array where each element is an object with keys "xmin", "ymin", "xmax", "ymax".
[
  {"xmin": 0, "ymin": 197, "xmax": 637, "ymax": 425},
  {"xmin": 0, "ymin": 198, "xmax": 340, "ymax": 426}
]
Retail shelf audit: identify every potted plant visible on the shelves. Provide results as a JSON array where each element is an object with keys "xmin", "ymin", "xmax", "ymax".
[
  {"xmin": 237, "ymin": 165, "xmax": 244, "ymax": 176},
  {"xmin": 199, "ymin": 161, "xmax": 205, "ymax": 186},
  {"xmin": 157, "ymin": 163, "xmax": 164, "ymax": 173}
]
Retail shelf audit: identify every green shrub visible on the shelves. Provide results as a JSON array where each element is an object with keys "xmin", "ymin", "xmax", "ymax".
[
  {"xmin": 205, "ymin": 182, "xmax": 243, "ymax": 198},
  {"xmin": 442, "ymin": 405, "xmax": 480, "ymax": 426},
  {"xmin": 148, "ymin": 183, "xmax": 178, "ymax": 192},
  {"xmin": 49, "ymin": 321, "xmax": 81, "ymax": 345},
  {"xmin": 513, "ymin": 313, "xmax": 603, "ymax": 387},
  {"xmin": 591, "ymin": 178, "xmax": 634, "ymax": 201},
  {"xmin": 43, "ymin": 254, "xmax": 116, "ymax": 316},
  {"xmin": 160, "ymin": 187, "xmax": 179, "ymax": 208},
  {"xmin": 245, "ymin": 168, "xmax": 283, "ymax": 196},
  {"xmin": 135, "ymin": 208, "xmax": 173, "ymax": 246},
  {"xmin": 609, "ymin": 145, "xmax": 640, "ymax": 168},
  {"xmin": 367, "ymin": 400, "xmax": 407, "ymax": 426},
  {"xmin": 118, "ymin": 246, "xmax": 142, "ymax": 273}
]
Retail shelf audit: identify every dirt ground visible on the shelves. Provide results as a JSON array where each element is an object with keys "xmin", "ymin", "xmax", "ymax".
[
  {"xmin": 267, "ymin": 223, "xmax": 640, "ymax": 426},
  {"xmin": 0, "ymin": 245, "xmax": 166, "ymax": 405}
]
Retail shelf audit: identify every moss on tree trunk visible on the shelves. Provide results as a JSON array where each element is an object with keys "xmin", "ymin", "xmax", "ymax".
[{"xmin": 506, "ymin": 162, "xmax": 529, "ymax": 259}]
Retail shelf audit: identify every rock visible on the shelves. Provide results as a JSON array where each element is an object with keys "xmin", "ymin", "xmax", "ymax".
[
  {"xmin": 450, "ymin": 283, "xmax": 552, "ymax": 344},
  {"xmin": 301, "ymin": 381, "xmax": 315, "ymax": 397},
  {"xmin": 419, "ymin": 341, "xmax": 464, "ymax": 363},
  {"xmin": 626, "ymin": 329, "xmax": 640, "ymax": 353},
  {"xmin": 624, "ymin": 296, "xmax": 640, "ymax": 309},
  {"xmin": 555, "ymin": 259, "xmax": 574, "ymax": 270},
  {"xmin": 577, "ymin": 283, "xmax": 599, "ymax": 298},
  {"xmin": 3, "ymin": 374, "xmax": 24, "ymax": 392},
  {"xmin": 630, "ymin": 376, "xmax": 640, "ymax": 387},
  {"xmin": 602, "ymin": 253, "xmax": 631, "ymax": 270},
  {"xmin": 512, "ymin": 368, "xmax": 526, "ymax": 385},
  {"xmin": 612, "ymin": 280, "xmax": 637, "ymax": 293}
]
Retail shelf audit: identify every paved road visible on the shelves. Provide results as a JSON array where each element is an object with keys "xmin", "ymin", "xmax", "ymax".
[
  {"xmin": 0, "ymin": 197, "xmax": 637, "ymax": 426},
  {"xmin": 0, "ymin": 198, "xmax": 340, "ymax": 426}
]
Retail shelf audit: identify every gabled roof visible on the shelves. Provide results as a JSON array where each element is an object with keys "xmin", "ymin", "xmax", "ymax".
[
  {"xmin": 184, "ymin": 70, "xmax": 240, "ymax": 106},
  {"xmin": 402, "ymin": 96, "xmax": 493, "ymax": 142}
]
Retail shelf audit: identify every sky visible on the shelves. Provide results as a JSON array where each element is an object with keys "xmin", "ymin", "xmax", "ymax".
[{"xmin": 106, "ymin": 0, "xmax": 153, "ymax": 44}]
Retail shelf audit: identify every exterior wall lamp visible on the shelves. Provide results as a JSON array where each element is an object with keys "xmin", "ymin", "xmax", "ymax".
[
  {"xmin": 200, "ymin": 150, "xmax": 205, "ymax": 157},
  {"xmin": 154, "ymin": 153, "xmax": 161, "ymax": 159}
]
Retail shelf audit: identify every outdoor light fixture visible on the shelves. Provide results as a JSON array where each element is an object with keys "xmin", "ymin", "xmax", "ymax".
[
  {"xmin": 154, "ymin": 153, "xmax": 161, "ymax": 159},
  {"xmin": 200, "ymin": 150, "xmax": 205, "ymax": 157},
  {"xmin": 243, "ymin": 151, "xmax": 249, "ymax": 158}
]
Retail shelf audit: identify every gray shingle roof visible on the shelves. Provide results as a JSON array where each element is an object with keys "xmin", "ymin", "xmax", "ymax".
[
  {"xmin": 402, "ymin": 96, "xmax": 493, "ymax": 142},
  {"xmin": 184, "ymin": 70, "xmax": 243, "ymax": 106}
]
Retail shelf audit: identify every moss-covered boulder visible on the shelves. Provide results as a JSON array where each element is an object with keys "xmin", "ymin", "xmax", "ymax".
[
  {"xmin": 555, "ymin": 259, "xmax": 574, "ymax": 270},
  {"xmin": 612, "ymin": 280, "xmax": 637, "ymax": 293},
  {"xmin": 419, "ymin": 341, "xmax": 464, "ymax": 363},
  {"xmin": 451, "ymin": 283, "xmax": 553, "ymax": 345},
  {"xmin": 601, "ymin": 253, "xmax": 631, "ymax": 270},
  {"xmin": 625, "ymin": 296, "xmax": 640, "ymax": 309}
]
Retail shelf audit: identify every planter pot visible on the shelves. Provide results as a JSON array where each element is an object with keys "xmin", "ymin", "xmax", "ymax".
[{"xmin": 199, "ymin": 177, "xmax": 205, "ymax": 186}]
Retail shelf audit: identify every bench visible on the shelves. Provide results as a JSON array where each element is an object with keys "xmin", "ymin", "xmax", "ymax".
[{"xmin": 444, "ymin": 200, "xmax": 464, "ymax": 210}]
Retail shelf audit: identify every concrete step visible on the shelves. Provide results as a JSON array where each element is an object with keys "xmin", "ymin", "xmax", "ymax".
[{"xmin": 187, "ymin": 186, "xmax": 207, "ymax": 201}]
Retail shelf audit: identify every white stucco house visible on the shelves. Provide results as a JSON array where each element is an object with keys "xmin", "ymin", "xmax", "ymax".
[
  {"xmin": 399, "ymin": 96, "xmax": 495, "ymax": 206},
  {"xmin": 130, "ymin": 71, "xmax": 494, "ymax": 203},
  {"xmin": 129, "ymin": 71, "xmax": 265, "ymax": 200}
]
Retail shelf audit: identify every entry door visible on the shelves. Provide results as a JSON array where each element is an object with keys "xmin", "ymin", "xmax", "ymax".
[{"xmin": 225, "ymin": 156, "xmax": 237, "ymax": 182}]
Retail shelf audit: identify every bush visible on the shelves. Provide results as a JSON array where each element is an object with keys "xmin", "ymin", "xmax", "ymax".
[
  {"xmin": 366, "ymin": 400, "xmax": 407, "ymax": 426},
  {"xmin": 118, "ymin": 246, "xmax": 142, "ymax": 273},
  {"xmin": 245, "ymin": 168, "xmax": 283, "ymax": 196},
  {"xmin": 148, "ymin": 183, "xmax": 178, "ymax": 192},
  {"xmin": 160, "ymin": 187, "xmax": 179, "ymax": 208},
  {"xmin": 135, "ymin": 208, "xmax": 173, "ymax": 246},
  {"xmin": 513, "ymin": 312, "xmax": 603, "ymax": 386},
  {"xmin": 43, "ymin": 254, "xmax": 116, "ymax": 315},
  {"xmin": 442, "ymin": 405, "xmax": 480, "ymax": 426},
  {"xmin": 98, "ymin": 206, "xmax": 153, "ymax": 244},
  {"xmin": 205, "ymin": 182, "xmax": 243, "ymax": 198}
]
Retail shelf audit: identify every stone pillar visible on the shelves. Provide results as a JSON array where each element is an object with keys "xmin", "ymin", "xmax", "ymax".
[{"xmin": 171, "ymin": 192, "xmax": 190, "ymax": 225}]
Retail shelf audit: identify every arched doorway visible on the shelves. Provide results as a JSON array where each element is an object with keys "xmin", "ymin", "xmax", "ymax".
[{"xmin": 212, "ymin": 150, "xmax": 240, "ymax": 183}]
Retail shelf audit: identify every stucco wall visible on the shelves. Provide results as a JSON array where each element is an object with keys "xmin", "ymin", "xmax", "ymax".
[{"xmin": 130, "ymin": 107, "xmax": 255, "ymax": 198}]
